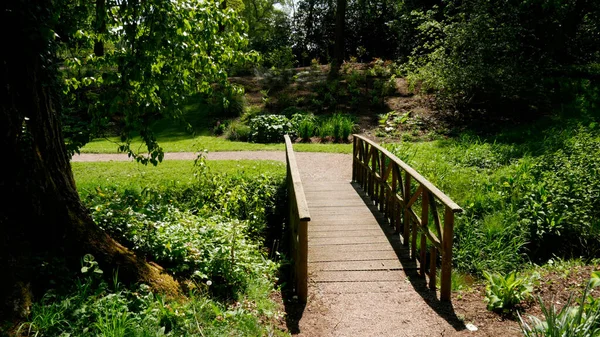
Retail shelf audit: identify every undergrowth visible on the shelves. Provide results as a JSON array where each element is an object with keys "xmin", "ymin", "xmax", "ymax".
[
  {"xmin": 386, "ymin": 122, "xmax": 600, "ymax": 277},
  {"xmin": 18, "ymin": 160, "xmax": 289, "ymax": 336}
]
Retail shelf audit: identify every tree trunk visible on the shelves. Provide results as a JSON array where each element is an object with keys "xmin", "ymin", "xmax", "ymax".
[
  {"xmin": 94, "ymin": 0, "xmax": 106, "ymax": 56},
  {"xmin": 329, "ymin": 0, "xmax": 347, "ymax": 78},
  {"xmin": 0, "ymin": 0, "xmax": 180, "ymax": 322}
]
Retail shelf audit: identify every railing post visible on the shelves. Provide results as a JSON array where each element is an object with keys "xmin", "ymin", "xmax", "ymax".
[
  {"xmin": 404, "ymin": 173, "xmax": 411, "ymax": 247},
  {"xmin": 352, "ymin": 136, "xmax": 357, "ymax": 182},
  {"xmin": 441, "ymin": 206, "xmax": 454, "ymax": 301},
  {"xmin": 297, "ymin": 219, "xmax": 308, "ymax": 301},
  {"xmin": 420, "ymin": 190, "xmax": 429, "ymax": 278}
]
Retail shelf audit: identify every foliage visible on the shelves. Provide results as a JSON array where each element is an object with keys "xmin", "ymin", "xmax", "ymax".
[
  {"xmin": 386, "ymin": 123, "xmax": 600, "ymax": 276},
  {"xmin": 59, "ymin": 0, "xmax": 258, "ymax": 163},
  {"xmin": 404, "ymin": 0, "xmax": 600, "ymax": 115},
  {"xmin": 291, "ymin": 113, "xmax": 318, "ymax": 141},
  {"xmin": 317, "ymin": 113, "xmax": 355, "ymax": 142},
  {"xmin": 81, "ymin": 163, "xmax": 285, "ymax": 298},
  {"xmin": 19, "ymin": 262, "xmax": 286, "ymax": 336},
  {"xmin": 519, "ymin": 271, "xmax": 600, "ymax": 337},
  {"xmin": 483, "ymin": 271, "xmax": 532, "ymax": 312},
  {"xmin": 225, "ymin": 120, "xmax": 252, "ymax": 141},
  {"xmin": 518, "ymin": 128, "xmax": 600, "ymax": 260},
  {"xmin": 291, "ymin": 0, "xmax": 402, "ymax": 65},
  {"xmin": 249, "ymin": 114, "xmax": 295, "ymax": 143}
]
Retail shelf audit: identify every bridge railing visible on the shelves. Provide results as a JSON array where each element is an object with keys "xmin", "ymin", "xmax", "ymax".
[
  {"xmin": 352, "ymin": 134, "xmax": 463, "ymax": 301},
  {"xmin": 284, "ymin": 135, "xmax": 311, "ymax": 303}
]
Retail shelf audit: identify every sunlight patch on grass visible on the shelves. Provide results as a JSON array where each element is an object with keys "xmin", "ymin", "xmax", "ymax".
[
  {"xmin": 72, "ymin": 159, "xmax": 286, "ymax": 193},
  {"xmin": 80, "ymin": 136, "xmax": 352, "ymax": 153}
]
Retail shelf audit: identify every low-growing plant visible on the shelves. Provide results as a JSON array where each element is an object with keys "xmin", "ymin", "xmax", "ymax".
[
  {"xmin": 291, "ymin": 113, "xmax": 317, "ymax": 141},
  {"xmin": 248, "ymin": 114, "xmax": 294, "ymax": 143},
  {"xmin": 483, "ymin": 270, "xmax": 532, "ymax": 312},
  {"xmin": 519, "ymin": 271, "xmax": 600, "ymax": 337},
  {"xmin": 316, "ymin": 113, "xmax": 355, "ymax": 142},
  {"xmin": 225, "ymin": 120, "xmax": 251, "ymax": 141}
]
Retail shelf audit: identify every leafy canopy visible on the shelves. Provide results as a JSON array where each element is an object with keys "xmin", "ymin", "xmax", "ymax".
[{"xmin": 60, "ymin": 0, "xmax": 258, "ymax": 164}]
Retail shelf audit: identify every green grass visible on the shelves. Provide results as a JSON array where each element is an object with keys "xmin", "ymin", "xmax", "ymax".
[
  {"xmin": 80, "ymin": 135, "xmax": 352, "ymax": 153},
  {"xmin": 72, "ymin": 159, "xmax": 286, "ymax": 193}
]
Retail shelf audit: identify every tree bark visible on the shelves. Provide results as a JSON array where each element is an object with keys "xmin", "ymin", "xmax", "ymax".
[
  {"xmin": 94, "ymin": 0, "xmax": 106, "ymax": 56},
  {"xmin": 329, "ymin": 0, "xmax": 347, "ymax": 78},
  {"xmin": 0, "ymin": 0, "xmax": 181, "ymax": 321}
]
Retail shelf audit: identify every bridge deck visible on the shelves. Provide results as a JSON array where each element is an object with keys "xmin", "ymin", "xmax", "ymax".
[{"xmin": 295, "ymin": 154, "xmax": 461, "ymax": 337}]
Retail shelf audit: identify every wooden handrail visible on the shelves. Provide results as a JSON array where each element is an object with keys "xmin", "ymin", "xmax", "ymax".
[
  {"xmin": 284, "ymin": 135, "xmax": 310, "ymax": 302},
  {"xmin": 352, "ymin": 134, "xmax": 462, "ymax": 301},
  {"xmin": 353, "ymin": 135, "xmax": 462, "ymax": 212}
]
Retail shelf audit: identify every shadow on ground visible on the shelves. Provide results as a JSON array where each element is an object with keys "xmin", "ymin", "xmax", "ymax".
[{"xmin": 350, "ymin": 182, "xmax": 467, "ymax": 332}]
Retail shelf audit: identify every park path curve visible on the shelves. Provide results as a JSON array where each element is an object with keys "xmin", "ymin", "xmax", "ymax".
[{"xmin": 73, "ymin": 151, "xmax": 466, "ymax": 336}]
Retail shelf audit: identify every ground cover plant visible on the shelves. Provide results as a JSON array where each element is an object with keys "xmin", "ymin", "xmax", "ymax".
[{"xmin": 16, "ymin": 159, "xmax": 289, "ymax": 336}]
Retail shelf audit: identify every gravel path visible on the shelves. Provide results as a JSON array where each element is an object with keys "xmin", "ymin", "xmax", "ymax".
[{"xmin": 72, "ymin": 151, "xmax": 353, "ymax": 181}]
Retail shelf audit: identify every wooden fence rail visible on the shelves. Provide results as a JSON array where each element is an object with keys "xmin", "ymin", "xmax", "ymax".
[
  {"xmin": 352, "ymin": 134, "xmax": 463, "ymax": 301},
  {"xmin": 285, "ymin": 135, "xmax": 311, "ymax": 302}
]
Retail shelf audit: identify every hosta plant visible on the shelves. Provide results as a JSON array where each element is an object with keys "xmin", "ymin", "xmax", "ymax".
[{"xmin": 483, "ymin": 270, "xmax": 532, "ymax": 312}]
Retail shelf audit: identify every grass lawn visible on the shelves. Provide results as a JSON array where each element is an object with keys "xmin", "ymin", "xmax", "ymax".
[
  {"xmin": 80, "ymin": 135, "xmax": 352, "ymax": 154},
  {"xmin": 72, "ymin": 159, "xmax": 286, "ymax": 194}
]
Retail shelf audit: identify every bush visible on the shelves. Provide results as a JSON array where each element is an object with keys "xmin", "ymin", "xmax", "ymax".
[
  {"xmin": 87, "ymin": 172, "xmax": 284, "ymax": 297},
  {"xmin": 248, "ymin": 114, "xmax": 294, "ymax": 143},
  {"xmin": 518, "ymin": 128, "xmax": 600, "ymax": 261}
]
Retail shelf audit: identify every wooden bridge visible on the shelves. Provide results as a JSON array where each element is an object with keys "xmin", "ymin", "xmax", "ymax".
[{"xmin": 285, "ymin": 135, "xmax": 465, "ymax": 336}]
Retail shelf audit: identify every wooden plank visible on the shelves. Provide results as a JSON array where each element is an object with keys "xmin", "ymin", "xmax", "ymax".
[
  {"xmin": 309, "ymin": 229, "xmax": 385, "ymax": 238},
  {"xmin": 312, "ymin": 270, "xmax": 405, "ymax": 282},
  {"xmin": 309, "ymin": 243, "xmax": 401, "ymax": 253},
  {"xmin": 310, "ymin": 259, "xmax": 403, "ymax": 271},
  {"xmin": 309, "ymin": 250, "xmax": 402, "ymax": 262},
  {"xmin": 307, "ymin": 200, "xmax": 368, "ymax": 207},
  {"xmin": 310, "ymin": 236, "xmax": 390, "ymax": 246},
  {"xmin": 309, "ymin": 225, "xmax": 384, "ymax": 232},
  {"xmin": 316, "ymin": 281, "xmax": 412, "ymax": 294}
]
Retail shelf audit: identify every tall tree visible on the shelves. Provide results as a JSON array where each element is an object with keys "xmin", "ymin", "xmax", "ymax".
[{"xmin": 0, "ymin": 0, "xmax": 254, "ymax": 320}]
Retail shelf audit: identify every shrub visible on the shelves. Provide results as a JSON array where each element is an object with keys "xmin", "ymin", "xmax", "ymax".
[
  {"xmin": 241, "ymin": 105, "xmax": 264, "ymax": 123},
  {"xmin": 483, "ymin": 271, "xmax": 532, "ymax": 312},
  {"xmin": 248, "ymin": 114, "xmax": 294, "ymax": 143},
  {"xmin": 281, "ymin": 106, "xmax": 306, "ymax": 118}
]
